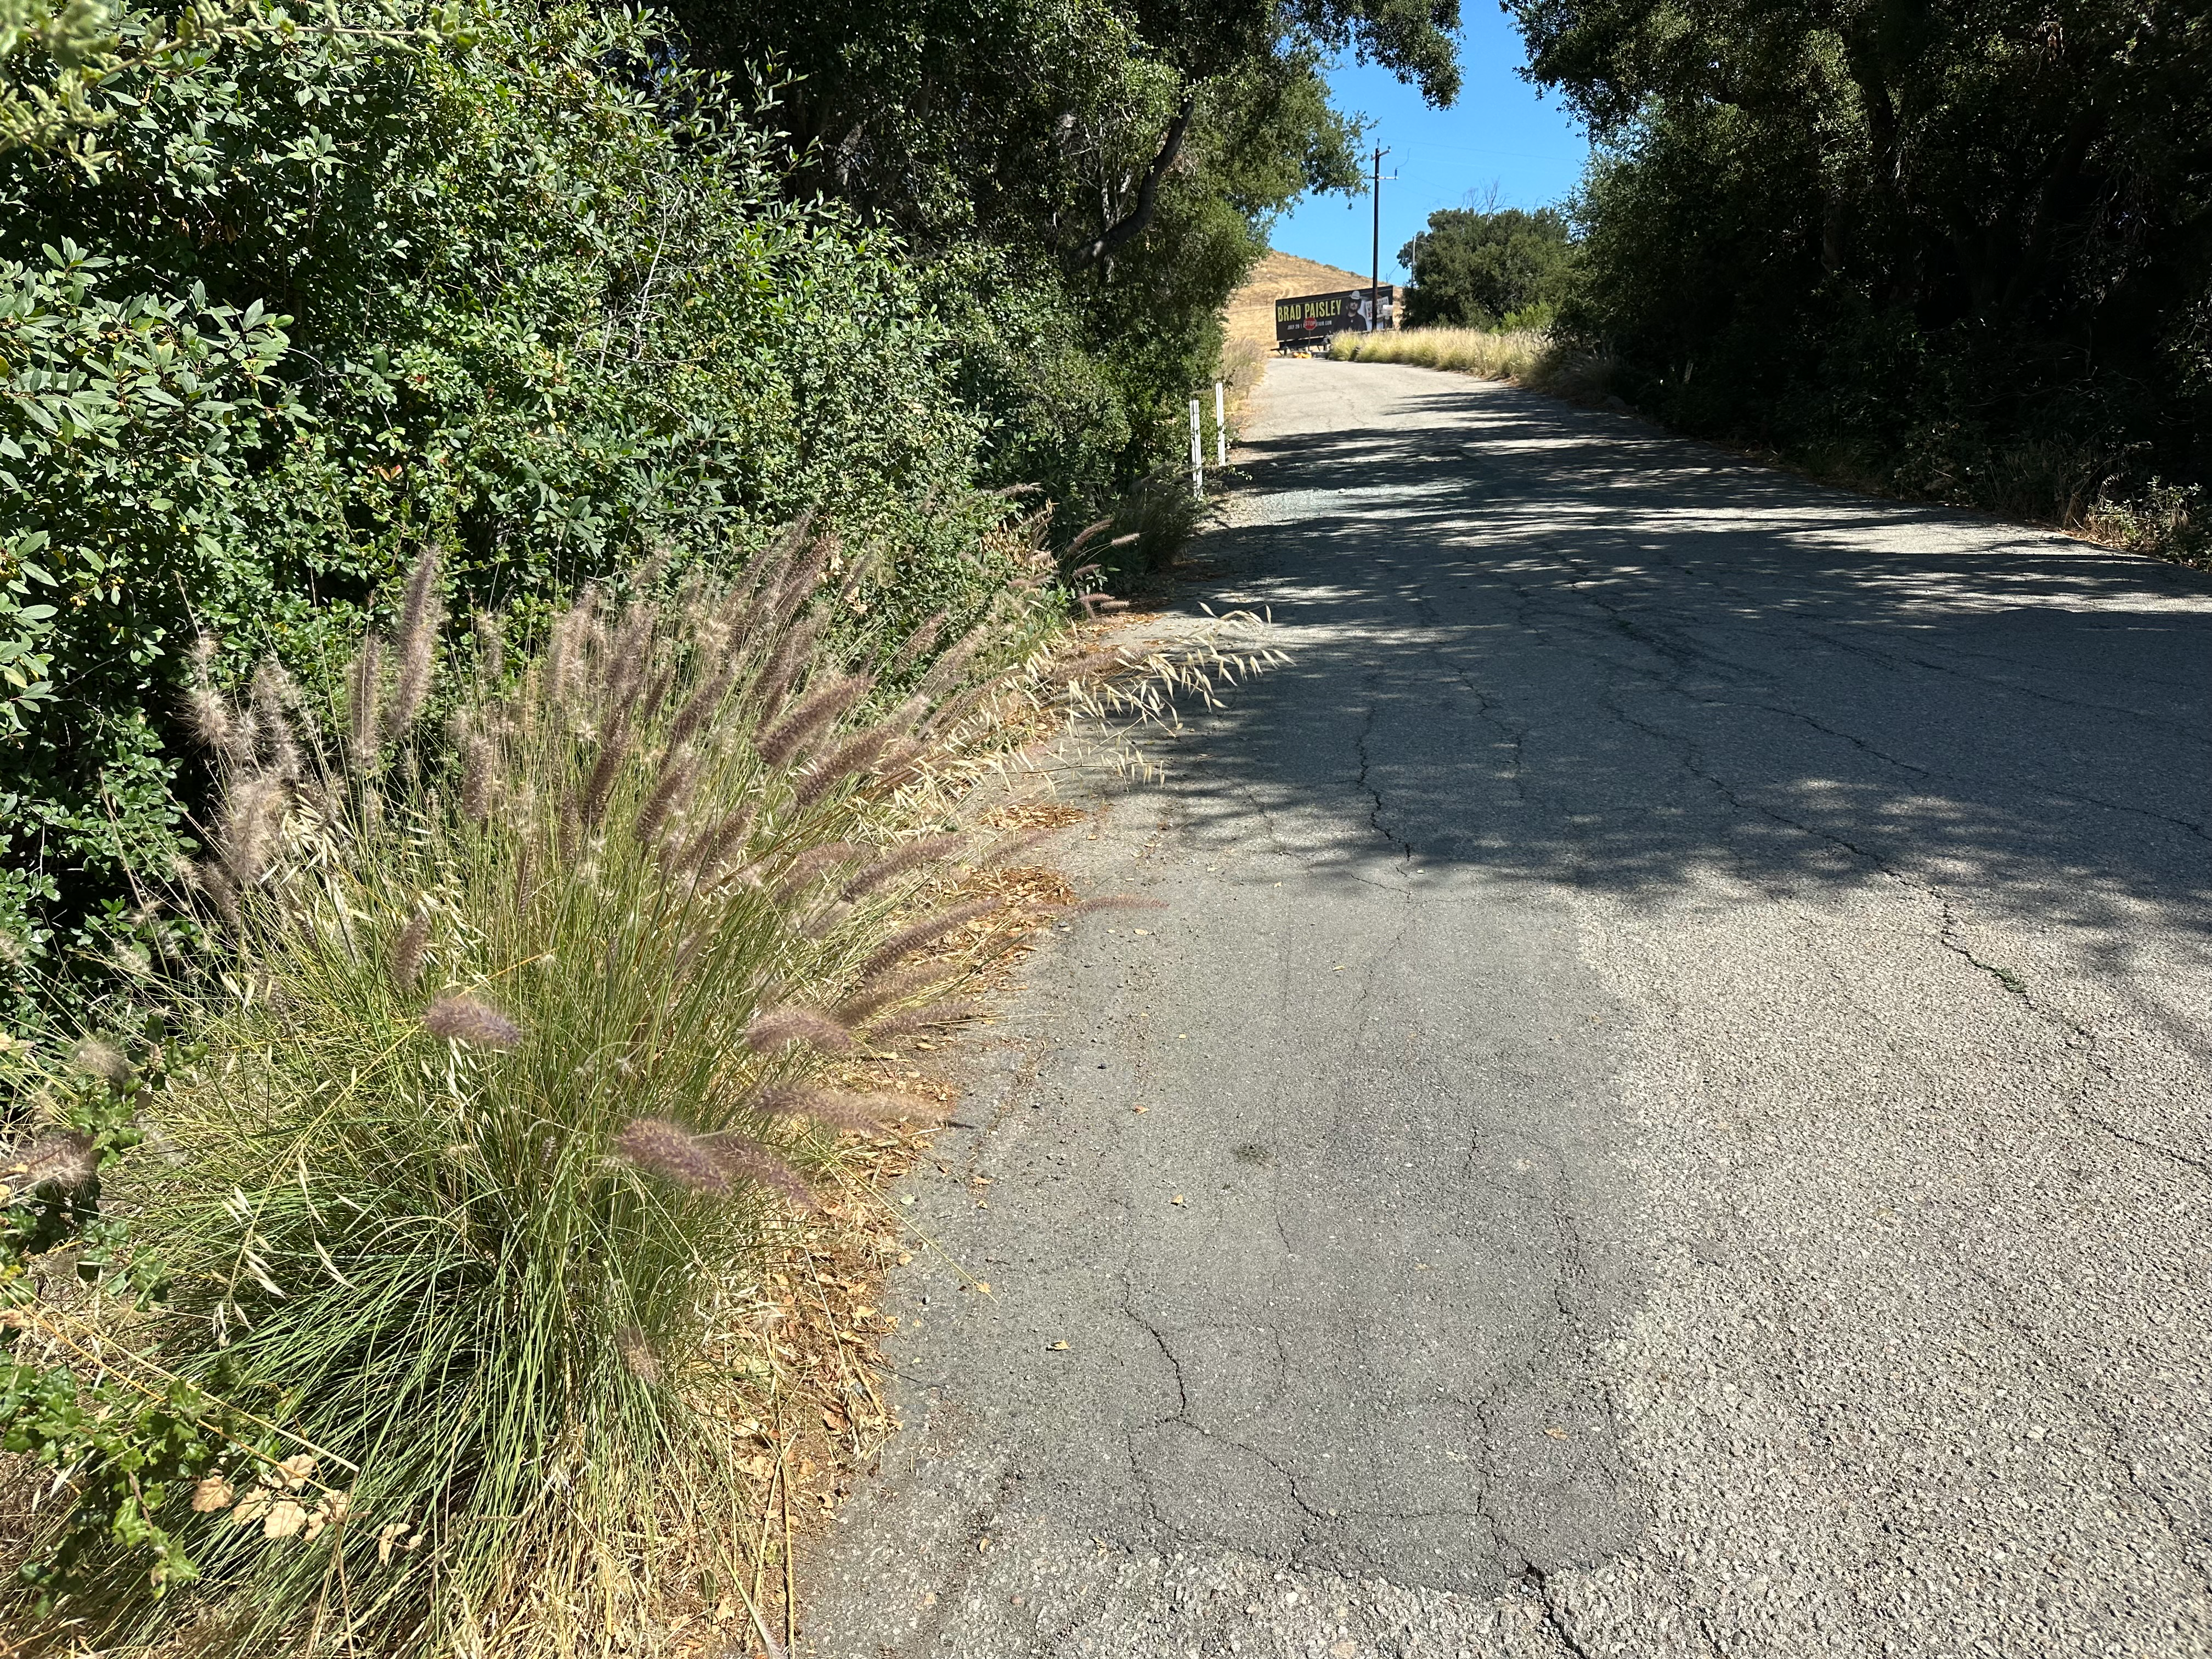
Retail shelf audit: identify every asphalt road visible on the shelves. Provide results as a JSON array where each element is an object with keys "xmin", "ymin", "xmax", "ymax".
[{"xmin": 800, "ymin": 357, "xmax": 2212, "ymax": 1658}]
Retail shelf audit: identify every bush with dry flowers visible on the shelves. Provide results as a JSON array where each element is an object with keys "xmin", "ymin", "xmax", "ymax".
[{"xmin": 0, "ymin": 519, "xmax": 1096, "ymax": 1654}]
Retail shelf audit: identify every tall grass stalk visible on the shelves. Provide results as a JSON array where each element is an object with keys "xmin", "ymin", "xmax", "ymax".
[{"xmin": 50, "ymin": 534, "xmax": 1063, "ymax": 1656}]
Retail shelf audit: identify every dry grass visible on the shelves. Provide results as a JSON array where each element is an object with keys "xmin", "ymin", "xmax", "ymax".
[
  {"xmin": 0, "ymin": 540, "xmax": 1280, "ymax": 1659},
  {"xmin": 1220, "ymin": 249, "xmax": 1375, "ymax": 360},
  {"xmin": 723, "ymin": 830, "xmax": 1097, "ymax": 1650},
  {"xmin": 1329, "ymin": 325, "xmax": 1547, "ymax": 378},
  {"xmin": 1328, "ymin": 325, "xmax": 1618, "ymax": 403}
]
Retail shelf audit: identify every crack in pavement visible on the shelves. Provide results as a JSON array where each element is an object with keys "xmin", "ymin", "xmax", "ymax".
[{"xmin": 800, "ymin": 357, "xmax": 2212, "ymax": 1659}]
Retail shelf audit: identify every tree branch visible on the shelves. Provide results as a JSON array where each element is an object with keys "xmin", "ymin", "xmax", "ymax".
[{"xmin": 1066, "ymin": 99, "xmax": 1195, "ymax": 269}]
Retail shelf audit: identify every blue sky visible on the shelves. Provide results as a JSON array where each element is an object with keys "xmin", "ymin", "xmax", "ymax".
[{"xmin": 1267, "ymin": 16, "xmax": 1589, "ymax": 284}]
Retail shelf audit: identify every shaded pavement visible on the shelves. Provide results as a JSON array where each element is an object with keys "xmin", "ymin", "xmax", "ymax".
[{"xmin": 799, "ymin": 357, "xmax": 2212, "ymax": 1658}]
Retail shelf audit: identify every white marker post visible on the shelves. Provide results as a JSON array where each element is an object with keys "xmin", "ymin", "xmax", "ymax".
[
  {"xmin": 1189, "ymin": 397, "xmax": 1204, "ymax": 499},
  {"xmin": 1214, "ymin": 380, "xmax": 1227, "ymax": 469}
]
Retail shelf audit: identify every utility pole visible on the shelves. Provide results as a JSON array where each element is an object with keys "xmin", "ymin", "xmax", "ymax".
[{"xmin": 1370, "ymin": 145, "xmax": 1393, "ymax": 331}]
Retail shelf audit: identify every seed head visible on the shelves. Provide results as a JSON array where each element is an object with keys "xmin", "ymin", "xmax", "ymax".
[
  {"xmin": 865, "ymin": 1000, "xmax": 986, "ymax": 1041},
  {"xmin": 753, "ymin": 1085, "xmax": 943, "ymax": 1133},
  {"xmin": 772, "ymin": 842, "xmax": 862, "ymax": 902},
  {"xmin": 743, "ymin": 1007, "xmax": 853, "ymax": 1054},
  {"xmin": 421, "ymin": 995, "xmax": 523, "ymax": 1050},
  {"xmin": 746, "ymin": 612, "xmax": 827, "ymax": 730},
  {"xmin": 346, "ymin": 635, "xmax": 383, "ymax": 769},
  {"xmin": 68, "ymin": 1035, "xmax": 131, "ymax": 1085},
  {"xmin": 387, "ymin": 911, "xmax": 431, "ymax": 991},
  {"xmin": 917, "ymin": 681, "xmax": 995, "ymax": 740},
  {"xmin": 849, "ymin": 897, "xmax": 1001, "ymax": 986},
  {"xmin": 632, "ymin": 752, "xmax": 695, "ymax": 847},
  {"xmin": 910, "ymin": 622, "xmax": 990, "ymax": 707},
  {"xmin": 250, "ymin": 656, "xmax": 303, "ymax": 779},
  {"xmin": 577, "ymin": 724, "xmax": 634, "ymax": 828},
  {"xmin": 757, "ymin": 673, "xmax": 874, "ymax": 768},
  {"xmin": 215, "ymin": 773, "xmax": 289, "ymax": 887},
  {"xmin": 710, "ymin": 1134, "xmax": 817, "ymax": 1212},
  {"xmin": 979, "ymin": 826, "xmax": 1057, "ymax": 870},
  {"xmin": 683, "ymin": 803, "xmax": 757, "ymax": 878},
  {"xmin": 546, "ymin": 587, "xmax": 602, "ymax": 709},
  {"xmin": 460, "ymin": 732, "xmax": 496, "ymax": 822},
  {"xmin": 385, "ymin": 550, "xmax": 443, "ymax": 739},
  {"xmin": 611, "ymin": 1117, "xmax": 730, "ymax": 1195},
  {"xmin": 767, "ymin": 533, "xmax": 833, "ymax": 631},
  {"xmin": 5, "ymin": 1130, "xmax": 100, "ymax": 1195},
  {"xmin": 840, "ymin": 833, "xmax": 967, "ymax": 903},
  {"xmin": 886, "ymin": 610, "xmax": 949, "ymax": 679},
  {"xmin": 182, "ymin": 681, "xmax": 235, "ymax": 754},
  {"xmin": 794, "ymin": 725, "xmax": 892, "ymax": 811},
  {"xmin": 665, "ymin": 655, "xmax": 739, "ymax": 754},
  {"xmin": 473, "ymin": 610, "xmax": 506, "ymax": 684},
  {"xmin": 834, "ymin": 963, "xmax": 953, "ymax": 1025},
  {"xmin": 616, "ymin": 1324, "xmax": 663, "ymax": 1384}
]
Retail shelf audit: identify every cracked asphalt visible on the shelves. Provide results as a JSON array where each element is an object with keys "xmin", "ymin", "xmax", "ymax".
[{"xmin": 799, "ymin": 357, "xmax": 2212, "ymax": 1657}]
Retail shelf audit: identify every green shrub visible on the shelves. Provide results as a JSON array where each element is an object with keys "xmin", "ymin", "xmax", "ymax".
[
  {"xmin": 0, "ymin": 0, "xmax": 1010, "ymax": 1003},
  {"xmin": 1399, "ymin": 206, "xmax": 1577, "ymax": 331},
  {"xmin": 1517, "ymin": 0, "xmax": 2212, "ymax": 551}
]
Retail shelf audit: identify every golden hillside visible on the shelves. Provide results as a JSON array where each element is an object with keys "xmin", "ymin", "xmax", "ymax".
[{"xmin": 1223, "ymin": 250, "xmax": 1381, "ymax": 354}]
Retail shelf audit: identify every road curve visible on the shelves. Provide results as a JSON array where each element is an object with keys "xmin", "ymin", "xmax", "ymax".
[{"xmin": 801, "ymin": 356, "xmax": 2212, "ymax": 1657}]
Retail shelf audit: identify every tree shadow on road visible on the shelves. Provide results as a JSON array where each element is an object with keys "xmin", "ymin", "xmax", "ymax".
[{"xmin": 1155, "ymin": 368, "xmax": 2212, "ymax": 957}]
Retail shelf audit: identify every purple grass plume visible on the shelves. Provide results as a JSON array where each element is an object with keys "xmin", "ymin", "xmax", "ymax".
[
  {"xmin": 615, "ymin": 1324, "xmax": 663, "ymax": 1385},
  {"xmin": 709, "ymin": 1134, "xmax": 818, "ymax": 1212},
  {"xmin": 752, "ymin": 1085, "xmax": 929, "ymax": 1133},
  {"xmin": 743, "ymin": 1007, "xmax": 854, "ymax": 1053},
  {"xmin": 346, "ymin": 635, "xmax": 383, "ymax": 766},
  {"xmin": 250, "ymin": 657, "xmax": 303, "ymax": 779},
  {"xmin": 665, "ymin": 654, "xmax": 740, "ymax": 754},
  {"xmin": 577, "ymin": 725, "xmax": 634, "ymax": 828},
  {"xmin": 421, "ymin": 994, "xmax": 524, "ymax": 1049},
  {"xmin": 214, "ymin": 772, "xmax": 290, "ymax": 888},
  {"xmin": 683, "ymin": 803, "xmax": 757, "ymax": 878},
  {"xmin": 384, "ymin": 551, "xmax": 443, "ymax": 739},
  {"xmin": 885, "ymin": 610, "xmax": 949, "ymax": 679},
  {"xmin": 864, "ymin": 1000, "xmax": 987, "ymax": 1041},
  {"xmin": 840, "ymin": 834, "xmax": 967, "ymax": 903},
  {"xmin": 460, "ymin": 732, "xmax": 496, "ymax": 822},
  {"xmin": 979, "ymin": 826, "xmax": 1057, "ymax": 870},
  {"xmin": 757, "ymin": 673, "xmax": 873, "ymax": 768},
  {"xmin": 472, "ymin": 610, "xmax": 506, "ymax": 684},
  {"xmin": 387, "ymin": 912, "xmax": 431, "ymax": 992},
  {"xmin": 632, "ymin": 753, "xmax": 695, "ymax": 846},
  {"xmin": 182, "ymin": 636, "xmax": 236, "ymax": 755},
  {"xmin": 613, "ymin": 1119, "xmax": 818, "ymax": 1211},
  {"xmin": 833, "ymin": 962, "xmax": 953, "ymax": 1025},
  {"xmin": 613, "ymin": 1118, "xmax": 731, "ymax": 1195},
  {"xmin": 849, "ymin": 897, "xmax": 1001, "ymax": 986},
  {"xmin": 793, "ymin": 725, "xmax": 893, "ymax": 811},
  {"xmin": 772, "ymin": 842, "xmax": 862, "ymax": 901},
  {"xmin": 746, "ymin": 612, "xmax": 827, "ymax": 729}
]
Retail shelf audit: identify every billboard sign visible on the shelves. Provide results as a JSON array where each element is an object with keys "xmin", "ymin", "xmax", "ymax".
[{"xmin": 1274, "ymin": 287, "xmax": 1396, "ymax": 349}]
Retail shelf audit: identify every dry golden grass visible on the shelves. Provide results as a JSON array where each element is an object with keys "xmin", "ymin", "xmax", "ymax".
[
  {"xmin": 1220, "ymin": 249, "xmax": 1376, "ymax": 359},
  {"xmin": 1328, "ymin": 325, "xmax": 1618, "ymax": 402}
]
